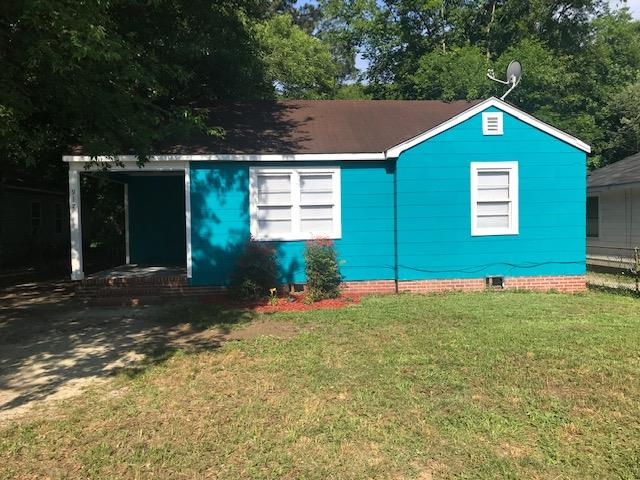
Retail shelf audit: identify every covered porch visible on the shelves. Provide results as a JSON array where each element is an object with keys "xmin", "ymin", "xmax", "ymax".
[{"xmin": 66, "ymin": 160, "xmax": 192, "ymax": 283}]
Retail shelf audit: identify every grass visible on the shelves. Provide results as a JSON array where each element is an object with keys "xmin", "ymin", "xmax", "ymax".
[{"xmin": 2, "ymin": 291, "xmax": 640, "ymax": 479}]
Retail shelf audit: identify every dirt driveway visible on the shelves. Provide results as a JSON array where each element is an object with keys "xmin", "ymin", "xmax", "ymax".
[{"xmin": 0, "ymin": 279, "xmax": 300, "ymax": 423}]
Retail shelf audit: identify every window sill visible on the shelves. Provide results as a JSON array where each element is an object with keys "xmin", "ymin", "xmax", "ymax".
[
  {"xmin": 471, "ymin": 229, "xmax": 519, "ymax": 237},
  {"xmin": 253, "ymin": 233, "xmax": 341, "ymax": 242}
]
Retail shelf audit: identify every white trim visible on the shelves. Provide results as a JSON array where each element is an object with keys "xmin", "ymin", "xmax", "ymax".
[
  {"xmin": 63, "ymin": 153, "xmax": 386, "ymax": 163},
  {"xmin": 184, "ymin": 165, "xmax": 192, "ymax": 278},
  {"xmin": 62, "ymin": 98, "xmax": 590, "ymax": 165},
  {"xmin": 124, "ymin": 183, "xmax": 130, "ymax": 264},
  {"xmin": 249, "ymin": 166, "xmax": 342, "ymax": 241},
  {"xmin": 386, "ymin": 97, "xmax": 591, "ymax": 157},
  {"xmin": 482, "ymin": 112, "xmax": 504, "ymax": 135},
  {"xmin": 470, "ymin": 161, "xmax": 519, "ymax": 236},
  {"xmin": 67, "ymin": 160, "xmax": 187, "ymax": 172},
  {"xmin": 68, "ymin": 169, "xmax": 84, "ymax": 280}
]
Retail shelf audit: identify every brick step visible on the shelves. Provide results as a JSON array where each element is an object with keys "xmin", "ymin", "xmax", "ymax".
[{"xmin": 76, "ymin": 284, "xmax": 227, "ymax": 300}]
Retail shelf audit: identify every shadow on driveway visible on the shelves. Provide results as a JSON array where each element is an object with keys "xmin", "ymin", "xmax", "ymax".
[{"xmin": 0, "ymin": 279, "xmax": 264, "ymax": 422}]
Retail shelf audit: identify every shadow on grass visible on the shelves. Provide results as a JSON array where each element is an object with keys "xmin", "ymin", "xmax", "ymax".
[
  {"xmin": 116, "ymin": 304, "xmax": 260, "ymax": 379},
  {"xmin": 0, "ymin": 293, "xmax": 259, "ymax": 416}
]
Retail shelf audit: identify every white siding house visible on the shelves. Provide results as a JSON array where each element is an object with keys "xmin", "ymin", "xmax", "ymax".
[{"xmin": 587, "ymin": 152, "xmax": 640, "ymax": 269}]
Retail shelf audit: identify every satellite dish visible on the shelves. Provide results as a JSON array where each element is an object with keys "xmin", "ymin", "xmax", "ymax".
[
  {"xmin": 506, "ymin": 60, "xmax": 522, "ymax": 86},
  {"xmin": 486, "ymin": 60, "xmax": 522, "ymax": 100}
]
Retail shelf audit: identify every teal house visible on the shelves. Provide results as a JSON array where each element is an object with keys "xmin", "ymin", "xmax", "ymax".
[{"xmin": 65, "ymin": 97, "xmax": 590, "ymax": 293}]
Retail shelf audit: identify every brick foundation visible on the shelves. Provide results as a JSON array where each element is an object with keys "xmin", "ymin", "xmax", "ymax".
[
  {"xmin": 342, "ymin": 275, "xmax": 586, "ymax": 295},
  {"xmin": 77, "ymin": 275, "xmax": 227, "ymax": 305},
  {"xmin": 78, "ymin": 274, "xmax": 586, "ymax": 305}
]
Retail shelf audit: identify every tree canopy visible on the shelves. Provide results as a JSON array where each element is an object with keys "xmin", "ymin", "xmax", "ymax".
[
  {"xmin": 1, "ymin": 0, "xmax": 640, "ymax": 178},
  {"xmin": 319, "ymin": 0, "xmax": 640, "ymax": 167},
  {"xmin": 0, "ymin": 0, "xmax": 340, "ymax": 182}
]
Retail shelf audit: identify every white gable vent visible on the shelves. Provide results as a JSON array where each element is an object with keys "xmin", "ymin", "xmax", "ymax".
[{"xmin": 482, "ymin": 112, "xmax": 503, "ymax": 135}]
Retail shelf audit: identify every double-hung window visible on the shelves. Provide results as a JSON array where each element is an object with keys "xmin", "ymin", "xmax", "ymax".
[
  {"xmin": 470, "ymin": 162, "xmax": 519, "ymax": 236},
  {"xmin": 249, "ymin": 167, "xmax": 341, "ymax": 241}
]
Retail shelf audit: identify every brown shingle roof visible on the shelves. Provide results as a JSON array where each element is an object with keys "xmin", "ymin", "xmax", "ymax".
[{"xmin": 72, "ymin": 99, "xmax": 480, "ymax": 155}]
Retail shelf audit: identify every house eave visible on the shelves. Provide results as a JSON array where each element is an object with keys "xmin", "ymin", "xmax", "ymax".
[
  {"xmin": 62, "ymin": 153, "xmax": 388, "ymax": 163},
  {"xmin": 384, "ymin": 97, "xmax": 591, "ymax": 158},
  {"xmin": 588, "ymin": 181, "xmax": 640, "ymax": 192}
]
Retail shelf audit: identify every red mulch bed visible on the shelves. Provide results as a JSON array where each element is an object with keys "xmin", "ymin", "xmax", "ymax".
[
  {"xmin": 203, "ymin": 293, "xmax": 361, "ymax": 312},
  {"xmin": 253, "ymin": 294, "xmax": 361, "ymax": 313}
]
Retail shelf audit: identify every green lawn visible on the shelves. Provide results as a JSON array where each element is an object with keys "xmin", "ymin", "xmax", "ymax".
[{"xmin": 2, "ymin": 291, "xmax": 640, "ymax": 479}]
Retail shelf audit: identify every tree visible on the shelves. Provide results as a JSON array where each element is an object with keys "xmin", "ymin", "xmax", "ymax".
[
  {"xmin": 255, "ymin": 14, "xmax": 338, "ymax": 98},
  {"xmin": 605, "ymin": 81, "xmax": 640, "ymax": 162},
  {"xmin": 0, "ymin": 0, "xmax": 274, "ymax": 175},
  {"xmin": 318, "ymin": 0, "xmax": 640, "ymax": 166}
]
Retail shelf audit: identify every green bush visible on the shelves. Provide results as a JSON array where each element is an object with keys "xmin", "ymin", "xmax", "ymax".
[
  {"xmin": 229, "ymin": 239, "xmax": 279, "ymax": 300},
  {"xmin": 304, "ymin": 239, "xmax": 342, "ymax": 300}
]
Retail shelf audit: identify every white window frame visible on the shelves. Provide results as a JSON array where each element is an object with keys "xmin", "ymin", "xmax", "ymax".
[
  {"xmin": 470, "ymin": 161, "xmax": 519, "ymax": 236},
  {"xmin": 482, "ymin": 112, "xmax": 504, "ymax": 135},
  {"xmin": 249, "ymin": 166, "xmax": 341, "ymax": 241}
]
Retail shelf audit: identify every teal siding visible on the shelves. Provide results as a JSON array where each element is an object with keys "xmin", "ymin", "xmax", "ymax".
[
  {"xmin": 128, "ymin": 176, "xmax": 185, "ymax": 265},
  {"xmin": 396, "ymin": 106, "xmax": 586, "ymax": 280},
  {"xmin": 189, "ymin": 107, "xmax": 586, "ymax": 286},
  {"xmin": 190, "ymin": 162, "xmax": 395, "ymax": 286}
]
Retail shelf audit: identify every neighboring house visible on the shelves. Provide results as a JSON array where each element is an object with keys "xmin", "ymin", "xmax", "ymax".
[
  {"xmin": 587, "ymin": 152, "xmax": 640, "ymax": 269},
  {"xmin": 0, "ymin": 184, "xmax": 69, "ymax": 270},
  {"xmin": 65, "ymin": 97, "xmax": 590, "ymax": 293}
]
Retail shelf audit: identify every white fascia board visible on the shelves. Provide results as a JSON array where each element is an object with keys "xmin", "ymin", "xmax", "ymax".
[
  {"xmin": 385, "ymin": 97, "xmax": 591, "ymax": 158},
  {"xmin": 67, "ymin": 160, "xmax": 187, "ymax": 172},
  {"xmin": 63, "ymin": 153, "xmax": 386, "ymax": 163}
]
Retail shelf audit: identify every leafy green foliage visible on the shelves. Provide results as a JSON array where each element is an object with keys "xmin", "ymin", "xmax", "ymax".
[
  {"xmin": 0, "ymin": 0, "xmax": 342, "ymax": 176},
  {"xmin": 335, "ymin": 83, "xmax": 372, "ymax": 100},
  {"xmin": 606, "ymin": 81, "xmax": 640, "ymax": 161},
  {"xmin": 255, "ymin": 14, "xmax": 338, "ymax": 98},
  {"xmin": 304, "ymin": 239, "xmax": 342, "ymax": 300},
  {"xmin": 229, "ymin": 239, "xmax": 279, "ymax": 300},
  {"xmin": 318, "ymin": 0, "xmax": 640, "ymax": 167}
]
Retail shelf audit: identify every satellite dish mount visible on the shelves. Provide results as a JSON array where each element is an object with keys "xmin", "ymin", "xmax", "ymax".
[{"xmin": 487, "ymin": 60, "xmax": 522, "ymax": 100}]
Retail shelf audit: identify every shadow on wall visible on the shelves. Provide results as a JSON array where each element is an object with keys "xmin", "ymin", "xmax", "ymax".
[{"xmin": 190, "ymin": 164, "xmax": 301, "ymax": 286}]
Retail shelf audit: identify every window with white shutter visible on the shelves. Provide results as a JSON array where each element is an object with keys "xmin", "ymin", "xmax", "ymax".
[
  {"xmin": 470, "ymin": 162, "xmax": 518, "ymax": 236},
  {"xmin": 482, "ymin": 112, "xmax": 504, "ymax": 135},
  {"xmin": 250, "ymin": 167, "xmax": 341, "ymax": 241}
]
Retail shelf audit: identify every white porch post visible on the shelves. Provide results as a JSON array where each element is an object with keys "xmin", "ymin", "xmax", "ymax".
[
  {"xmin": 68, "ymin": 166, "xmax": 84, "ymax": 280},
  {"xmin": 184, "ymin": 165, "xmax": 192, "ymax": 279},
  {"xmin": 124, "ymin": 183, "xmax": 130, "ymax": 264}
]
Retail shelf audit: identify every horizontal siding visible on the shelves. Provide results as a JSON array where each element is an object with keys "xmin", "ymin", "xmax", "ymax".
[
  {"xmin": 397, "ymin": 106, "xmax": 586, "ymax": 280},
  {"xmin": 190, "ymin": 108, "xmax": 586, "ymax": 286},
  {"xmin": 587, "ymin": 187, "xmax": 640, "ymax": 261},
  {"xmin": 190, "ymin": 161, "xmax": 395, "ymax": 286}
]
